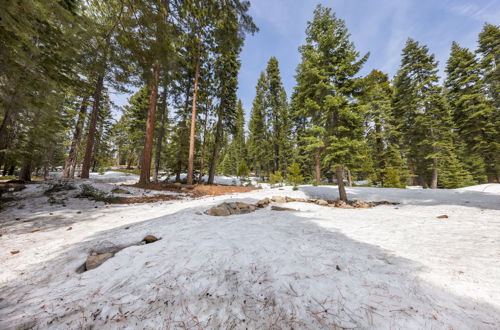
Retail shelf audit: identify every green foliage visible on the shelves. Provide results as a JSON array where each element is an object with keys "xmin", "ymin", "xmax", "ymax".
[
  {"xmin": 269, "ymin": 171, "xmax": 284, "ymax": 187},
  {"xmin": 292, "ymin": 5, "xmax": 369, "ymax": 181},
  {"xmin": 286, "ymin": 161, "xmax": 304, "ymax": 187},
  {"xmin": 77, "ymin": 184, "xmax": 116, "ymax": 203},
  {"xmin": 237, "ymin": 160, "xmax": 250, "ymax": 178},
  {"xmin": 446, "ymin": 39, "xmax": 499, "ymax": 182}
]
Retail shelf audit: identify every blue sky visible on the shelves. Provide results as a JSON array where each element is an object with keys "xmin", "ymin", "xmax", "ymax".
[{"xmin": 111, "ymin": 0, "xmax": 500, "ymax": 117}]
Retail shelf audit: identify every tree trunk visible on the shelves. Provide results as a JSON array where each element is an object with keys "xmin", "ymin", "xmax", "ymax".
[
  {"xmin": 63, "ymin": 96, "xmax": 89, "ymax": 179},
  {"xmin": 314, "ymin": 152, "xmax": 321, "ymax": 184},
  {"xmin": 347, "ymin": 169, "xmax": 353, "ymax": 187},
  {"xmin": 19, "ymin": 161, "xmax": 32, "ymax": 182},
  {"xmin": 198, "ymin": 110, "xmax": 209, "ymax": 184},
  {"xmin": 187, "ymin": 47, "xmax": 201, "ymax": 185},
  {"xmin": 335, "ymin": 165, "xmax": 348, "ymax": 202},
  {"xmin": 375, "ymin": 120, "xmax": 385, "ymax": 185},
  {"xmin": 430, "ymin": 158, "xmax": 438, "ymax": 189},
  {"xmin": 139, "ymin": 61, "xmax": 161, "ymax": 185},
  {"xmin": 0, "ymin": 86, "xmax": 19, "ymax": 166},
  {"xmin": 81, "ymin": 74, "xmax": 104, "ymax": 179},
  {"xmin": 153, "ymin": 89, "xmax": 168, "ymax": 183},
  {"xmin": 208, "ymin": 116, "xmax": 223, "ymax": 184}
]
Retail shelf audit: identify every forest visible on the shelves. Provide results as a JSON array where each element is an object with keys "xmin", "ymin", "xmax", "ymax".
[{"xmin": 1, "ymin": 0, "xmax": 499, "ymax": 189}]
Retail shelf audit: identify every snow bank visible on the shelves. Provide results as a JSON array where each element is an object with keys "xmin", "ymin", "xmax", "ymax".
[
  {"xmin": 0, "ymin": 184, "xmax": 499, "ymax": 329},
  {"xmin": 456, "ymin": 183, "xmax": 500, "ymax": 194}
]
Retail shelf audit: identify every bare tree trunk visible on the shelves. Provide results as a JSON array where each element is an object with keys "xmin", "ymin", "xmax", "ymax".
[
  {"xmin": 139, "ymin": 61, "xmax": 160, "ymax": 185},
  {"xmin": 81, "ymin": 74, "xmax": 104, "ymax": 178},
  {"xmin": 336, "ymin": 165, "xmax": 348, "ymax": 202},
  {"xmin": 375, "ymin": 120, "xmax": 385, "ymax": 185},
  {"xmin": 430, "ymin": 158, "xmax": 438, "ymax": 189},
  {"xmin": 208, "ymin": 116, "xmax": 223, "ymax": 184},
  {"xmin": 314, "ymin": 152, "xmax": 321, "ymax": 184},
  {"xmin": 187, "ymin": 47, "xmax": 201, "ymax": 185},
  {"xmin": 63, "ymin": 96, "xmax": 89, "ymax": 179},
  {"xmin": 198, "ymin": 110, "xmax": 209, "ymax": 184},
  {"xmin": 153, "ymin": 89, "xmax": 168, "ymax": 182},
  {"xmin": 19, "ymin": 160, "xmax": 32, "ymax": 182},
  {"xmin": 347, "ymin": 169, "xmax": 353, "ymax": 187},
  {"xmin": 70, "ymin": 155, "xmax": 78, "ymax": 178}
]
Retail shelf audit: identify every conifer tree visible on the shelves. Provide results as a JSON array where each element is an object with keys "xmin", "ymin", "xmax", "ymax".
[
  {"xmin": 393, "ymin": 39, "xmax": 470, "ymax": 188},
  {"xmin": 248, "ymin": 72, "xmax": 271, "ymax": 177},
  {"xmin": 476, "ymin": 24, "xmax": 500, "ymax": 182},
  {"xmin": 360, "ymin": 70, "xmax": 407, "ymax": 187},
  {"xmin": 445, "ymin": 42, "xmax": 494, "ymax": 183},
  {"xmin": 292, "ymin": 5, "xmax": 368, "ymax": 189},
  {"xmin": 264, "ymin": 57, "xmax": 290, "ymax": 172}
]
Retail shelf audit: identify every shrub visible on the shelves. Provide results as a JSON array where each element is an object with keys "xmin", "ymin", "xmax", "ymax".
[
  {"xmin": 286, "ymin": 161, "xmax": 304, "ymax": 188},
  {"xmin": 237, "ymin": 160, "xmax": 250, "ymax": 178},
  {"xmin": 77, "ymin": 184, "xmax": 117, "ymax": 203},
  {"xmin": 269, "ymin": 171, "xmax": 283, "ymax": 187}
]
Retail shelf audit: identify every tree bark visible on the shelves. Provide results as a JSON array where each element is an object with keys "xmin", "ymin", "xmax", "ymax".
[
  {"xmin": 347, "ymin": 169, "xmax": 353, "ymax": 187},
  {"xmin": 187, "ymin": 46, "xmax": 201, "ymax": 185},
  {"xmin": 139, "ymin": 61, "xmax": 161, "ymax": 184},
  {"xmin": 19, "ymin": 160, "xmax": 32, "ymax": 182},
  {"xmin": 81, "ymin": 74, "xmax": 104, "ymax": 178},
  {"xmin": 63, "ymin": 96, "xmax": 89, "ymax": 179},
  {"xmin": 336, "ymin": 165, "xmax": 348, "ymax": 202},
  {"xmin": 314, "ymin": 152, "xmax": 321, "ymax": 184},
  {"xmin": 374, "ymin": 120, "xmax": 385, "ymax": 185},
  {"xmin": 430, "ymin": 158, "xmax": 438, "ymax": 189},
  {"xmin": 208, "ymin": 116, "xmax": 223, "ymax": 184},
  {"xmin": 0, "ymin": 85, "xmax": 20, "ymax": 166},
  {"xmin": 198, "ymin": 109, "xmax": 209, "ymax": 184},
  {"xmin": 153, "ymin": 89, "xmax": 168, "ymax": 183}
]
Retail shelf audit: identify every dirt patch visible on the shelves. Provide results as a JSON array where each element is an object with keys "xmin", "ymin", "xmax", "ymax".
[{"xmin": 125, "ymin": 183, "xmax": 259, "ymax": 198}]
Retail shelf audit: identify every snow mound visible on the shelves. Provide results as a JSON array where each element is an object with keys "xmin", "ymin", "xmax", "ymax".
[{"xmin": 455, "ymin": 183, "xmax": 500, "ymax": 194}]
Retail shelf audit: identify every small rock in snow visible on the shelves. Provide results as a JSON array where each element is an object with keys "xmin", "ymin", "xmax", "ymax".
[
  {"xmin": 271, "ymin": 196, "xmax": 286, "ymax": 203},
  {"xmin": 437, "ymin": 215, "xmax": 449, "ymax": 219},
  {"xmin": 256, "ymin": 198, "xmax": 271, "ymax": 208},
  {"xmin": 271, "ymin": 206, "xmax": 298, "ymax": 212},
  {"xmin": 207, "ymin": 202, "xmax": 257, "ymax": 216},
  {"xmin": 143, "ymin": 235, "xmax": 159, "ymax": 244},
  {"xmin": 85, "ymin": 253, "xmax": 113, "ymax": 270},
  {"xmin": 316, "ymin": 199, "xmax": 329, "ymax": 206},
  {"xmin": 111, "ymin": 188, "xmax": 131, "ymax": 194}
]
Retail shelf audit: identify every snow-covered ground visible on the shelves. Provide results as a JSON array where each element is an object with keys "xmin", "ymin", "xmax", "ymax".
[{"xmin": 0, "ymin": 174, "xmax": 499, "ymax": 329}]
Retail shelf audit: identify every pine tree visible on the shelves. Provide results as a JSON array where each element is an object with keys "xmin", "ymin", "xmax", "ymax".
[
  {"xmin": 393, "ymin": 39, "xmax": 471, "ymax": 188},
  {"xmin": 360, "ymin": 70, "xmax": 408, "ymax": 187},
  {"xmin": 292, "ymin": 5, "xmax": 368, "ymax": 190},
  {"xmin": 476, "ymin": 24, "xmax": 500, "ymax": 182},
  {"xmin": 286, "ymin": 161, "xmax": 304, "ymax": 188},
  {"xmin": 264, "ymin": 57, "xmax": 290, "ymax": 172},
  {"xmin": 248, "ymin": 72, "xmax": 271, "ymax": 177},
  {"xmin": 445, "ymin": 42, "xmax": 493, "ymax": 183}
]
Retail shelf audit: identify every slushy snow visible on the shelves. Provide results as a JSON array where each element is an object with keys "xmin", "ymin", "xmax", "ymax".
[{"xmin": 0, "ymin": 172, "xmax": 499, "ymax": 329}]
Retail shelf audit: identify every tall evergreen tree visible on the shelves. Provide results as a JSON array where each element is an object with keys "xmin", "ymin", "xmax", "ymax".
[
  {"xmin": 248, "ymin": 72, "xmax": 271, "ymax": 177},
  {"xmin": 445, "ymin": 42, "xmax": 494, "ymax": 183},
  {"xmin": 476, "ymin": 24, "xmax": 500, "ymax": 182},
  {"xmin": 360, "ymin": 70, "xmax": 407, "ymax": 187},
  {"xmin": 292, "ymin": 5, "xmax": 368, "ymax": 189},
  {"xmin": 264, "ymin": 57, "xmax": 290, "ymax": 173},
  {"xmin": 393, "ymin": 39, "xmax": 470, "ymax": 188}
]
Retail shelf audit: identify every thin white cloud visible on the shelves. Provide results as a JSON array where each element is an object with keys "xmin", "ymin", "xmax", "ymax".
[{"xmin": 450, "ymin": 1, "xmax": 500, "ymax": 23}]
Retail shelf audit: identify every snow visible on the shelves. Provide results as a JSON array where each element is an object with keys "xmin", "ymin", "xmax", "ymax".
[
  {"xmin": 1, "ymin": 177, "xmax": 499, "ymax": 329},
  {"xmin": 166, "ymin": 173, "xmax": 268, "ymax": 187}
]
